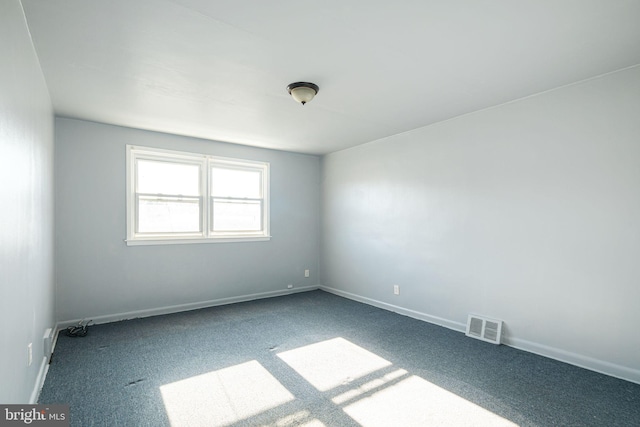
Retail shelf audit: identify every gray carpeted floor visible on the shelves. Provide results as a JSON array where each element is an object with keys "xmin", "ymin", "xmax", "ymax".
[{"xmin": 39, "ymin": 290, "xmax": 640, "ymax": 426}]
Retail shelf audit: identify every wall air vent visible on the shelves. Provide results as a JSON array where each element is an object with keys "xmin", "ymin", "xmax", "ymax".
[{"xmin": 466, "ymin": 315, "xmax": 503, "ymax": 345}]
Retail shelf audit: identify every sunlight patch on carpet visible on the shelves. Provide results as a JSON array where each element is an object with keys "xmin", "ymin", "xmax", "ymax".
[
  {"xmin": 269, "ymin": 410, "xmax": 326, "ymax": 427},
  {"xmin": 277, "ymin": 337, "xmax": 392, "ymax": 392},
  {"xmin": 331, "ymin": 368, "xmax": 408, "ymax": 405},
  {"xmin": 342, "ymin": 374, "xmax": 518, "ymax": 427},
  {"xmin": 160, "ymin": 360, "xmax": 294, "ymax": 427}
]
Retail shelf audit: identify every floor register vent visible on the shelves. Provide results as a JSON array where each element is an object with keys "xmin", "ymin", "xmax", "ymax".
[{"xmin": 466, "ymin": 315, "xmax": 503, "ymax": 345}]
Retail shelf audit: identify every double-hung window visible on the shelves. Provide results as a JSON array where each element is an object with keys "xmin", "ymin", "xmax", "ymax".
[{"xmin": 126, "ymin": 145, "xmax": 269, "ymax": 245}]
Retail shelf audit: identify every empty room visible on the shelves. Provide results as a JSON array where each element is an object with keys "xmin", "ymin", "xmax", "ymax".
[{"xmin": 1, "ymin": 1, "xmax": 639, "ymax": 426}]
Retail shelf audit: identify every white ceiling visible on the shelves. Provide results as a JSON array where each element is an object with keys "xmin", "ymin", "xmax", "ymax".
[{"xmin": 22, "ymin": 0, "xmax": 640, "ymax": 155}]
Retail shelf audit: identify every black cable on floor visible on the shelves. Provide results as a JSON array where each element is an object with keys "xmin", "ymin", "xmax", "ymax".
[{"xmin": 65, "ymin": 319, "xmax": 93, "ymax": 337}]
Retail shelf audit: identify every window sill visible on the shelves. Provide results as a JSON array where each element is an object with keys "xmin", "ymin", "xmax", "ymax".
[{"xmin": 125, "ymin": 236, "xmax": 271, "ymax": 246}]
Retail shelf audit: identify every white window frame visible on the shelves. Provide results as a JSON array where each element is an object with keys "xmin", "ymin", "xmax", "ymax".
[{"xmin": 126, "ymin": 145, "xmax": 270, "ymax": 246}]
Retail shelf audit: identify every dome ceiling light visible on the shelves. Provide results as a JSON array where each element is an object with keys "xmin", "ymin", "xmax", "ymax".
[{"xmin": 287, "ymin": 82, "xmax": 319, "ymax": 106}]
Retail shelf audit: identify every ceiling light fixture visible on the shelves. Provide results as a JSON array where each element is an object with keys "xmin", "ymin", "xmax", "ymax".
[{"xmin": 287, "ymin": 82, "xmax": 319, "ymax": 106}]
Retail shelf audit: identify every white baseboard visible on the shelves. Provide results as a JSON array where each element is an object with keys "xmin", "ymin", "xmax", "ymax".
[
  {"xmin": 51, "ymin": 322, "xmax": 61, "ymax": 356},
  {"xmin": 320, "ymin": 285, "xmax": 467, "ymax": 333},
  {"xmin": 505, "ymin": 337, "xmax": 640, "ymax": 385},
  {"xmin": 57, "ymin": 286, "xmax": 319, "ymax": 329},
  {"xmin": 29, "ymin": 356, "xmax": 49, "ymax": 404},
  {"xmin": 53, "ymin": 285, "xmax": 640, "ymax": 386},
  {"xmin": 319, "ymin": 285, "xmax": 640, "ymax": 385},
  {"xmin": 29, "ymin": 323, "xmax": 60, "ymax": 404}
]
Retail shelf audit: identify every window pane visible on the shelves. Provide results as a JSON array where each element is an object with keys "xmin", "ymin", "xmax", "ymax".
[
  {"xmin": 138, "ymin": 160, "xmax": 200, "ymax": 196},
  {"xmin": 211, "ymin": 167, "xmax": 261, "ymax": 198},
  {"xmin": 212, "ymin": 199, "xmax": 261, "ymax": 231},
  {"xmin": 138, "ymin": 198, "xmax": 200, "ymax": 233}
]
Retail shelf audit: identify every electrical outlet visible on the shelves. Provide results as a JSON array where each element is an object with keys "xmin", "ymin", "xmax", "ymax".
[
  {"xmin": 27, "ymin": 343, "xmax": 33, "ymax": 366},
  {"xmin": 287, "ymin": 284, "xmax": 293, "ymax": 289},
  {"xmin": 304, "ymin": 269, "xmax": 310, "ymax": 278},
  {"xmin": 393, "ymin": 285, "xmax": 400, "ymax": 295}
]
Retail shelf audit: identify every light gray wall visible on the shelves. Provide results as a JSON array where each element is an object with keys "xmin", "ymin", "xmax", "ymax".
[
  {"xmin": 55, "ymin": 118, "xmax": 320, "ymax": 323},
  {"xmin": 0, "ymin": 0, "xmax": 55, "ymax": 403},
  {"xmin": 321, "ymin": 66, "xmax": 640, "ymax": 383}
]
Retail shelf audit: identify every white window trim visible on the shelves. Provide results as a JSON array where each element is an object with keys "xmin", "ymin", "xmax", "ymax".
[{"xmin": 126, "ymin": 145, "xmax": 270, "ymax": 246}]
